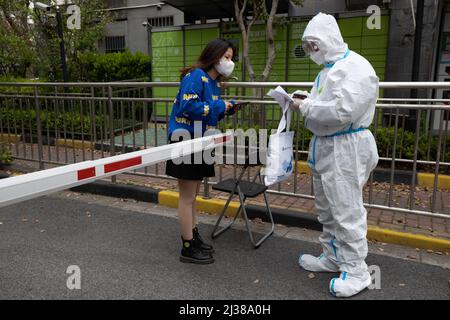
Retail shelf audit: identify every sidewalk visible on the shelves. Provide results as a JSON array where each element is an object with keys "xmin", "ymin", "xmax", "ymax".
[{"xmin": 4, "ymin": 142, "xmax": 450, "ymax": 241}]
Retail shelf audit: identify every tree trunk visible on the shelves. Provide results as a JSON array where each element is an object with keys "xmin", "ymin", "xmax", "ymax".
[
  {"xmin": 234, "ymin": 0, "xmax": 256, "ymax": 82},
  {"xmin": 261, "ymin": 0, "xmax": 278, "ymax": 82},
  {"xmin": 234, "ymin": 0, "xmax": 280, "ymax": 127}
]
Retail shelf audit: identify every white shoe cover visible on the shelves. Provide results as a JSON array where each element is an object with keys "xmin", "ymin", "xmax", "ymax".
[
  {"xmin": 298, "ymin": 253, "xmax": 339, "ymax": 272},
  {"xmin": 329, "ymin": 271, "xmax": 371, "ymax": 298}
]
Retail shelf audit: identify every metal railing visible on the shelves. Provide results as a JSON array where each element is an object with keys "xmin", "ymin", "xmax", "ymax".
[{"xmin": 0, "ymin": 81, "xmax": 449, "ymax": 220}]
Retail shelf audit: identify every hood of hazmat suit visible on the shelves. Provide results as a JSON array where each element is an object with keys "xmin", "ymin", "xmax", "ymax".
[
  {"xmin": 302, "ymin": 12, "xmax": 348, "ymax": 66},
  {"xmin": 297, "ymin": 12, "xmax": 380, "ymax": 298}
]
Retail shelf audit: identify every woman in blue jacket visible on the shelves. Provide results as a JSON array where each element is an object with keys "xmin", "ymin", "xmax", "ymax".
[{"xmin": 166, "ymin": 39, "xmax": 237, "ymax": 264}]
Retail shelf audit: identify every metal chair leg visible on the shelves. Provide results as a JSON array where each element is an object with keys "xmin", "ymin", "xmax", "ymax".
[
  {"xmin": 210, "ymin": 190, "xmax": 244, "ymax": 239},
  {"xmin": 211, "ymin": 166, "xmax": 274, "ymax": 248},
  {"xmin": 239, "ymin": 186, "xmax": 274, "ymax": 249},
  {"xmin": 211, "ymin": 166, "xmax": 248, "ymax": 239}
]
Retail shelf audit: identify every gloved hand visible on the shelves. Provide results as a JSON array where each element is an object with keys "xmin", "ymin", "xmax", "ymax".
[
  {"xmin": 289, "ymin": 90, "xmax": 310, "ymax": 111},
  {"xmin": 289, "ymin": 90, "xmax": 309, "ymax": 111},
  {"xmin": 289, "ymin": 98, "xmax": 305, "ymax": 111}
]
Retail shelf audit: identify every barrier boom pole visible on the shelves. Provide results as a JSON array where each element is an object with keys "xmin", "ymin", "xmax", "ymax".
[{"xmin": 0, "ymin": 133, "xmax": 232, "ymax": 209}]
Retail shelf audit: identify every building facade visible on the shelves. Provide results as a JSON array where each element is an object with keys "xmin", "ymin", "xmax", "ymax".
[
  {"xmin": 98, "ymin": 0, "xmax": 184, "ymax": 55},
  {"xmin": 99, "ymin": 0, "xmax": 449, "ymax": 130}
]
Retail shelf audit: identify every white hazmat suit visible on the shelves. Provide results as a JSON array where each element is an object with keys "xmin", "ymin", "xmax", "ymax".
[{"xmin": 295, "ymin": 13, "xmax": 379, "ymax": 298}]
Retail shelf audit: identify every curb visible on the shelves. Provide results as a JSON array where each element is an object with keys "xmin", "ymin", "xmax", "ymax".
[
  {"xmin": 367, "ymin": 227, "xmax": 450, "ymax": 252},
  {"xmin": 159, "ymin": 190, "xmax": 241, "ymax": 216},
  {"xmin": 158, "ymin": 190, "xmax": 322, "ymax": 231},
  {"xmin": 70, "ymin": 180, "xmax": 449, "ymax": 253},
  {"xmin": 417, "ymin": 173, "xmax": 450, "ymax": 190},
  {"xmin": 71, "ymin": 180, "xmax": 159, "ymax": 203},
  {"xmin": 0, "ymin": 133, "xmax": 21, "ymax": 143},
  {"xmin": 296, "ymin": 161, "xmax": 311, "ymax": 174},
  {"xmin": 0, "ymin": 172, "xmax": 10, "ymax": 179},
  {"xmin": 94, "ymin": 142, "xmax": 141, "ymax": 153},
  {"xmin": 56, "ymin": 139, "xmax": 94, "ymax": 150}
]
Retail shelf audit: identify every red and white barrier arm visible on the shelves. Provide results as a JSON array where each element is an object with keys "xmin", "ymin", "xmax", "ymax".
[{"xmin": 0, "ymin": 133, "xmax": 232, "ymax": 209}]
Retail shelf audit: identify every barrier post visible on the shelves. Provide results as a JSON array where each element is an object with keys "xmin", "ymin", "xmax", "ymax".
[
  {"xmin": 203, "ymin": 177, "xmax": 210, "ymax": 199},
  {"xmin": 108, "ymin": 86, "xmax": 116, "ymax": 183}
]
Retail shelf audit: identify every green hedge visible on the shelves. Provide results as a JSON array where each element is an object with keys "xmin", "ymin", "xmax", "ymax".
[
  {"xmin": 373, "ymin": 127, "xmax": 450, "ymax": 163},
  {"xmin": 0, "ymin": 107, "xmax": 106, "ymax": 137},
  {"xmin": 74, "ymin": 50, "xmax": 151, "ymax": 82},
  {"xmin": 0, "ymin": 51, "xmax": 151, "ymax": 90},
  {"xmin": 0, "ymin": 142, "xmax": 12, "ymax": 166},
  {"xmin": 0, "ymin": 76, "xmax": 50, "ymax": 94}
]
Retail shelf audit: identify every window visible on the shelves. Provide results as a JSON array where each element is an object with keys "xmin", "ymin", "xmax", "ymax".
[
  {"xmin": 105, "ymin": 36, "xmax": 126, "ymax": 53},
  {"xmin": 293, "ymin": 45, "xmax": 306, "ymax": 59},
  {"xmin": 147, "ymin": 16, "xmax": 174, "ymax": 28}
]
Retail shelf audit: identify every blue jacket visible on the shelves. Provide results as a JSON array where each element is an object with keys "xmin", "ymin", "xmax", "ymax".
[{"xmin": 168, "ymin": 68, "xmax": 234, "ymax": 139}]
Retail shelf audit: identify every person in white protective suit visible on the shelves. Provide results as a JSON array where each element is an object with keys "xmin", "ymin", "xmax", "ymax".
[{"xmin": 290, "ymin": 12, "xmax": 379, "ymax": 298}]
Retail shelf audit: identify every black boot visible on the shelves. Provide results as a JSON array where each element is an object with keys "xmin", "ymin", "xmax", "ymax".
[
  {"xmin": 193, "ymin": 227, "xmax": 215, "ymax": 254},
  {"xmin": 180, "ymin": 238, "xmax": 214, "ymax": 264}
]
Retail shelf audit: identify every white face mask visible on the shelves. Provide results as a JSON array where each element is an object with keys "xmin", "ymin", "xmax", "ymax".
[
  {"xmin": 310, "ymin": 50, "xmax": 325, "ymax": 66},
  {"xmin": 215, "ymin": 57, "xmax": 235, "ymax": 77}
]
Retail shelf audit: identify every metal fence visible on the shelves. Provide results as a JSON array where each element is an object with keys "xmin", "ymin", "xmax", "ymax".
[{"xmin": 0, "ymin": 81, "xmax": 449, "ymax": 220}]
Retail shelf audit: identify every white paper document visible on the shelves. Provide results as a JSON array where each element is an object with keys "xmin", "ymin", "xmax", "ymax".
[{"xmin": 267, "ymin": 86, "xmax": 293, "ymax": 111}]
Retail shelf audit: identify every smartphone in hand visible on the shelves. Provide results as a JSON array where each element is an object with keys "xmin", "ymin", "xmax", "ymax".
[
  {"xmin": 233, "ymin": 102, "xmax": 249, "ymax": 108},
  {"xmin": 292, "ymin": 93, "xmax": 308, "ymax": 100},
  {"xmin": 230, "ymin": 101, "xmax": 249, "ymax": 112}
]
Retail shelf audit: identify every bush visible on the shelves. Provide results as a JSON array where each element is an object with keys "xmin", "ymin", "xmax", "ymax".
[
  {"xmin": 0, "ymin": 76, "xmax": 49, "ymax": 94},
  {"xmin": 0, "ymin": 107, "xmax": 106, "ymax": 138},
  {"xmin": 0, "ymin": 29, "xmax": 36, "ymax": 79},
  {"xmin": 73, "ymin": 50, "xmax": 151, "ymax": 82},
  {"xmin": 374, "ymin": 126, "xmax": 450, "ymax": 162},
  {"xmin": 0, "ymin": 142, "xmax": 12, "ymax": 166}
]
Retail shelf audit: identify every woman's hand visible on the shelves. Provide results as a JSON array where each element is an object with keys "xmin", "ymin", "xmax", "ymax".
[{"xmin": 225, "ymin": 100, "xmax": 235, "ymax": 112}]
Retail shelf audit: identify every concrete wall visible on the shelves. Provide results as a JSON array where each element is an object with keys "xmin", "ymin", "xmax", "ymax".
[
  {"xmin": 289, "ymin": 0, "xmax": 347, "ymax": 16},
  {"xmin": 384, "ymin": 0, "xmax": 443, "ymax": 98},
  {"xmin": 99, "ymin": 0, "xmax": 184, "ymax": 55}
]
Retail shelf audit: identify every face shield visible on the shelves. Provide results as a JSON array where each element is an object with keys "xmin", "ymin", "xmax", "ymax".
[
  {"xmin": 302, "ymin": 40, "xmax": 325, "ymax": 65},
  {"xmin": 301, "ymin": 40, "xmax": 319, "ymax": 57}
]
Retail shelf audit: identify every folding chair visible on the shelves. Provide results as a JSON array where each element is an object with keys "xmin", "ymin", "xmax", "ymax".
[{"xmin": 210, "ymin": 144, "xmax": 274, "ymax": 249}]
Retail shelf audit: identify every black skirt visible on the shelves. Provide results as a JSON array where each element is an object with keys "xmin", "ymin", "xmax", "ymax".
[{"xmin": 165, "ymin": 137, "xmax": 215, "ymax": 181}]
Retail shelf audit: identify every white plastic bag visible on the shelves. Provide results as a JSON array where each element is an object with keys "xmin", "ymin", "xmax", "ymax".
[{"xmin": 263, "ymin": 86, "xmax": 295, "ymax": 186}]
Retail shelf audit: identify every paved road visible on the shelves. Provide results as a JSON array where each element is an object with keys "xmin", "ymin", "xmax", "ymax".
[{"xmin": 0, "ymin": 193, "xmax": 448, "ymax": 300}]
